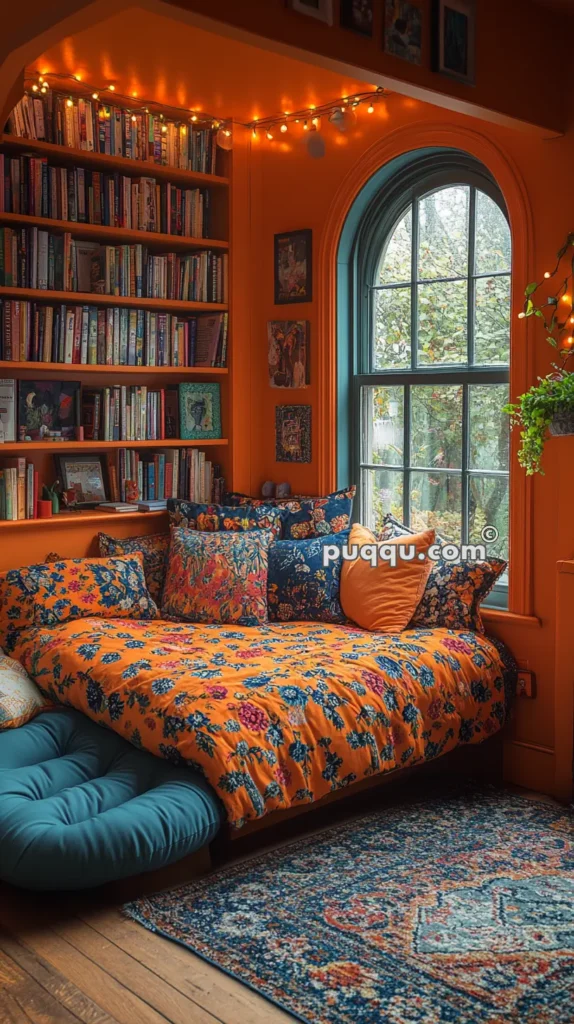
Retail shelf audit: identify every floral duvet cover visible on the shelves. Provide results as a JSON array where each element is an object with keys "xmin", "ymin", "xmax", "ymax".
[{"xmin": 12, "ymin": 619, "xmax": 511, "ymax": 829}]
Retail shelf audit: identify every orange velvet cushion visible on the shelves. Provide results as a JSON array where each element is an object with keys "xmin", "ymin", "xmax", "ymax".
[{"xmin": 341, "ymin": 523, "xmax": 435, "ymax": 633}]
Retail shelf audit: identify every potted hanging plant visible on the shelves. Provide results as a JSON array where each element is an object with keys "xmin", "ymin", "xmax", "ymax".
[{"xmin": 504, "ymin": 231, "xmax": 574, "ymax": 474}]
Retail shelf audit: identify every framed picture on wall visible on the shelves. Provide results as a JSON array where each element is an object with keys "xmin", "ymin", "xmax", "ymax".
[
  {"xmin": 431, "ymin": 0, "xmax": 475, "ymax": 85},
  {"xmin": 289, "ymin": 0, "xmax": 333, "ymax": 25},
  {"xmin": 340, "ymin": 0, "xmax": 374, "ymax": 36},
  {"xmin": 384, "ymin": 1, "xmax": 422, "ymax": 65},
  {"xmin": 178, "ymin": 382, "xmax": 222, "ymax": 440},
  {"xmin": 275, "ymin": 405, "xmax": 312, "ymax": 463},
  {"xmin": 268, "ymin": 321, "xmax": 310, "ymax": 388},
  {"xmin": 274, "ymin": 229, "xmax": 312, "ymax": 304}
]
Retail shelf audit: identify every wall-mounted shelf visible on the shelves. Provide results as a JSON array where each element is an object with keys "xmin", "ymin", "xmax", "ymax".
[
  {"xmin": 0, "ymin": 438, "xmax": 228, "ymax": 453},
  {"xmin": 0, "ymin": 360, "xmax": 228, "ymax": 375},
  {"xmin": 0, "ymin": 134, "xmax": 229, "ymax": 189},
  {"xmin": 0, "ymin": 509, "xmax": 168, "ymax": 530},
  {"xmin": 0, "ymin": 286, "xmax": 227, "ymax": 313},
  {"xmin": 0, "ymin": 211, "xmax": 228, "ymax": 252}
]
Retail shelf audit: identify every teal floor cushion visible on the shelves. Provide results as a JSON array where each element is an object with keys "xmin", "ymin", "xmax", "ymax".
[{"xmin": 0, "ymin": 709, "xmax": 224, "ymax": 890}]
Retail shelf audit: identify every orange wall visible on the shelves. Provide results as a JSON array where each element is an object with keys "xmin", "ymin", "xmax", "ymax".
[{"xmin": 248, "ymin": 95, "xmax": 574, "ymax": 797}]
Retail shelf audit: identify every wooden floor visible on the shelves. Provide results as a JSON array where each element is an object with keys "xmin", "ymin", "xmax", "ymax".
[
  {"xmin": 0, "ymin": 781, "xmax": 562, "ymax": 1024},
  {"xmin": 0, "ymin": 888, "xmax": 295, "ymax": 1024}
]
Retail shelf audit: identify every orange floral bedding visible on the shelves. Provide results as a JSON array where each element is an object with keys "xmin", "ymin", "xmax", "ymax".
[{"xmin": 12, "ymin": 619, "xmax": 509, "ymax": 829}]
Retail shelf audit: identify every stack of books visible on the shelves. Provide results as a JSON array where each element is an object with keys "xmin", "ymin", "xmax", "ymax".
[
  {"xmin": 0, "ymin": 227, "xmax": 228, "ymax": 303},
  {"xmin": 107, "ymin": 448, "xmax": 224, "ymax": 504},
  {"xmin": 0, "ymin": 301, "xmax": 228, "ymax": 366},
  {"xmin": 83, "ymin": 385, "xmax": 176, "ymax": 442},
  {"xmin": 0, "ymin": 154, "xmax": 213, "ymax": 237},
  {"xmin": 7, "ymin": 92, "xmax": 218, "ymax": 175},
  {"xmin": 0, "ymin": 457, "xmax": 38, "ymax": 520}
]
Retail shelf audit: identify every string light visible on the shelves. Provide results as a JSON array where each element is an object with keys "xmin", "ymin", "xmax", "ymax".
[
  {"xmin": 303, "ymin": 120, "xmax": 308, "ymax": 130},
  {"xmin": 266, "ymin": 129, "xmax": 274, "ymax": 140},
  {"xmin": 92, "ymin": 92, "xmax": 99, "ymax": 100},
  {"xmin": 544, "ymin": 271, "xmax": 551, "ymax": 279},
  {"xmin": 367, "ymin": 102, "xmax": 375, "ymax": 113},
  {"xmin": 108, "ymin": 84, "xmax": 115, "ymax": 92},
  {"xmin": 280, "ymin": 122, "xmax": 288, "ymax": 133},
  {"xmin": 66, "ymin": 98, "xmax": 73, "ymax": 108}
]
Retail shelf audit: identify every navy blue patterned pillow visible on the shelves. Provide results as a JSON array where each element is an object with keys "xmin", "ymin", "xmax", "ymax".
[
  {"xmin": 268, "ymin": 530, "xmax": 350, "ymax": 623},
  {"xmin": 167, "ymin": 499, "xmax": 286, "ymax": 540},
  {"xmin": 225, "ymin": 486, "xmax": 355, "ymax": 541}
]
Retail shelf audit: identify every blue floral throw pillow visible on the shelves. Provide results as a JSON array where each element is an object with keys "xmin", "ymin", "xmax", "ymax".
[
  {"xmin": 268, "ymin": 530, "xmax": 350, "ymax": 623},
  {"xmin": 225, "ymin": 486, "xmax": 356, "ymax": 540},
  {"xmin": 167, "ymin": 499, "xmax": 286, "ymax": 540}
]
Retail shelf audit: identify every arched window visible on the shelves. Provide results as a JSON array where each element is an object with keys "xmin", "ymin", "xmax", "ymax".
[{"xmin": 351, "ymin": 153, "xmax": 510, "ymax": 600}]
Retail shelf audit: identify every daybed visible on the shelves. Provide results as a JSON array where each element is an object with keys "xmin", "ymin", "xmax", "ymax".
[{"xmin": 9, "ymin": 616, "xmax": 512, "ymax": 831}]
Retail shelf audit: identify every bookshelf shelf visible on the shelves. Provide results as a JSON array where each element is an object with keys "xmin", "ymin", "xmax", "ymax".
[
  {"xmin": 0, "ymin": 287, "xmax": 227, "ymax": 314},
  {"xmin": 1, "ymin": 360, "xmax": 228, "ymax": 375},
  {"xmin": 0, "ymin": 212, "xmax": 228, "ymax": 251},
  {"xmin": 0, "ymin": 508, "xmax": 168, "ymax": 530},
  {"xmin": 0, "ymin": 438, "xmax": 228, "ymax": 453},
  {"xmin": 0, "ymin": 135, "xmax": 230, "ymax": 189}
]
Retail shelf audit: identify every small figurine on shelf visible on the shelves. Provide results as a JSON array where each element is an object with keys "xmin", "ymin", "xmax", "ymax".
[
  {"xmin": 61, "ymin": 487, "xmax": 80, "ymax": 513},
  {"xmin": 42, "ymin": 480, "xmax": 60, "ymax": 515}
]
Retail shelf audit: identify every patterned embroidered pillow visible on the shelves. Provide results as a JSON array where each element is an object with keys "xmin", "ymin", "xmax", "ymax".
[
  {"xmin": 0, "ymin": 650, "xmax": 52, "ymax": 729},
  {"xmin": 0, "ymin": 555, "xmax": 158, "ymax": 651},
  {"xmin": 225, "ymin": 487, "xmax": 355, "ymax": 540},
  {"xmin": 162, "ymin": 527, "xmax": 273, "ymax": 626},
  {"xmin": 98, "ymin": 532, "xmax": 169, "ymax": 605},
  {"xmin": 379, "ymin": 514, "xmax": 506, "ymax": 631},
  {"xmin": 167, "ymin": 499, "xmax": 286, "ymax": 540},
  {"xmin": 268, "ymin": 530, "xmax": 350, "ymax": 623}
]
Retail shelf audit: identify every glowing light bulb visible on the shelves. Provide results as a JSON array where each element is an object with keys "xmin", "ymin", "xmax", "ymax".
[
  {"xmin": 312, "ymin": 117, "xmax": 319, "ymax": 127},
  {"xmin": 190, "ymin": 114, "xmax": 198, "ymax": 122},
  {"xmin": 75, "ymin": 73, "xmax": 82, "ymax": 81},
  {"xmin": 92, "ymin": 92, "xmax": 99, "ymax": 100},
  {"xmin": 39, "ymin": 77, "xmax": 44, "ymax": 84},
  {"xmin": 32, "ymin": 84, "xmax": 38, "ymax": 92},
  {"xmin": 303, "ymin": 120, "xmax": 309, "ymax": 130},
  {"xmin": 108, "ymin": 84, "xmax": 115, "ymax": 92},
  {"xmin": 568, "ymin": 336, "xmax": 574, "ymax": 345},
  {"xmin": 252, "ymin": 128, "xmax": 257, "ymax": 138},
  {"xmin": 66, "ymin": 98, "xmax": 73, "ymax": 108},
  {"xmin": 280, "ymin": 123, "xmax": 288, "ymax": 133},
  {"xmin": 544, "ymin": 271, "xmax": 551, "ymax": 279},
  {"xmin": 517, "ymin": 312, "xmax": 526, "ymax": 319},
  {"xmin": 131, "ymin": 114, "xmax": 137, "ymax": 123},
  {"xmin": 161, "ymin": 124, "xmax": 168, "ymax": 133},
  {"xmin": 561, "ymin": 294, "xmax": 571, "ymax": 303},
  {"xmin": 224, "ymin": 129, "xmax": 231, "ymax": 137},
  {"xmin": 266, "ymin": 130, "xmax": 273, "ymax": 140},
  {"xmin": 367, "ymin": 103, "xmax": 375, "ymax": 113}
]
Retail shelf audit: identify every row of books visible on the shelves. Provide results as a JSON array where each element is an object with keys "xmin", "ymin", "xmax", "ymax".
[
  {"xmin": 8, "ymin": 93, "xmax": 219, "ymax": 175},
  {"xmin": 108, "ymin": 449, "xmax": 224, "ymax": 505},
  {"xmin": 0, "ymin": 458, "xmax": 37, "ymax": 520},
  {"xmin": 0, "ymin": 154, "xmax": 214, "ymax": 238},
  {"xmin": 0, "ymin": 451, "xmax": 225, "ymax": 519},
  {"xmin": 0, "ymin": 301, "xmax": 228, "ymax": 367},
  {"xmin": 84, "ymin": 386, "xmax": 179, "ymax": 442},
  {"xmin": 0, "ymin": 227, "xmax": 228, "ymax": 303}
]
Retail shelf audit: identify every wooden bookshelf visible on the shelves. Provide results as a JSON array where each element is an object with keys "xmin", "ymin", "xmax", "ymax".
[
  {"xmin": 0, "ymin": 134, "xmax": 229, "ymax": 189},
  {"xmin": 0, "ymin": 286, "xmax": 227, "ymax": 313},
  {"xmin": 0, "ymin": 124, "xmax": 232, "ymax": 535},
  {"xmin": 0, "ymin": 509, "xmax": 168, "ymax": 530},
  {"xmin": 1, "ymin": 360, "xmax": 228, "ymax": 376},
  {"xmin": 0, "ymin": 438, "xmax": 228, "ymax": 453},
  {"xmin": 0, "ymin": 212, "xmax": 229, "ymax": 251}
]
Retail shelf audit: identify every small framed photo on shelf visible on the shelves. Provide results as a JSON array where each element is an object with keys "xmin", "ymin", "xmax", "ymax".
[
  {"xmin": 274, "ymin": 229, "xmax": 312, "ymax": 305},
  {"xmin": 289, "ymin": 0, "xmax": 333, "ymax": 25},
  {"xmin": 275, "ymin": 405, "xmax": 312, "ymax": 463},
  {"xmin": 54, "ymin": 453, "xmax": 108, "ymax": 509},
  {"xmin": 17, "ymin": 380, "xmax": 80, "ymax": 441},
  {"xmin": 268, "ymin": 321, "xmax": 310, "ymax": 389},
  {"xmin": 431, "ymin": 0, "xmax": 475, "ymax": 84},
  {"xmin": 179, "ymin": 383, "xmax": 222, "ymax": 440},
  {"xmin": 341, "ymin": 0, "xmax": 374, "ymax": 36},
  {"xmin": 384, "ymin": 0, "xmax": 423, "ymax": 65}
]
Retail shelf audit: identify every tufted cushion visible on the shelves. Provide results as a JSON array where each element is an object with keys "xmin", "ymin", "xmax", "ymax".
[{"xmin": 0, "ymin": 709, "xmax": 224, "ymax": 890}]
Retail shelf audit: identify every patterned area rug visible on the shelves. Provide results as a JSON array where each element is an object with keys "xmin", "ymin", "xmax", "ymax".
[{"xmin": 125, "ymin": 789, "xmax": 574, "ymax": 1024}]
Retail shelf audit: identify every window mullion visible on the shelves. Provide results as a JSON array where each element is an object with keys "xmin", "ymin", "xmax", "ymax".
[
  {"xmin": 462, "ymin": 383, "xmax": 470, "ymax": 545},
  {"xmin": 403, "ymin": 384, "xmax": 411, "ymax": 526},
  {"xmin": 411, "ymin": 200, "xmax": 419, "ymax": 372},
  {"xmin": 468, "ymin": 187, "xmax": 477, "ymax": 367}
]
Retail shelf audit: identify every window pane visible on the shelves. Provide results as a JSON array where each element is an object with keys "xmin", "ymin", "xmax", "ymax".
[
  {"xmin": 418, "ymin": 185, "xmax": 469, "ymax": 280},
  {"xmin": 362, "ymin": 385, "xmax": 404, "ymax": 466},
  {"xmin": 373, "ymin": 287, "xmax": 411, "ymax": 369},
  {"xmin": 377, "ymin": 207, "xmax": 412, "ymax": 285},
  {"xmin": 411, "ymin": 385, "xmax": 463, "ymax": 469},
  {"xmin": 469, "ymin": 384, "xmax": 510, "ymax": 471},
  {"xmin": 469, "ymin": 474, "xmax": 509, "ymax": 562},
  {"xmin": 417, "ymin": 279, "xmax": 467, "ymax": 364},
  {"xmin": 411, "ymin": 471, "xmax": 462, "ymax": 542},
  {"xmin": 362, "ymin": 468, "xmax": 404, "ymax": 534},
  {"xmin": 475, "ymin": 191, "xmax": 511, "ymax": 275},
  {"xmin": 474, "ymin": 275, "xmax": 510, "ymax": 365}
]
